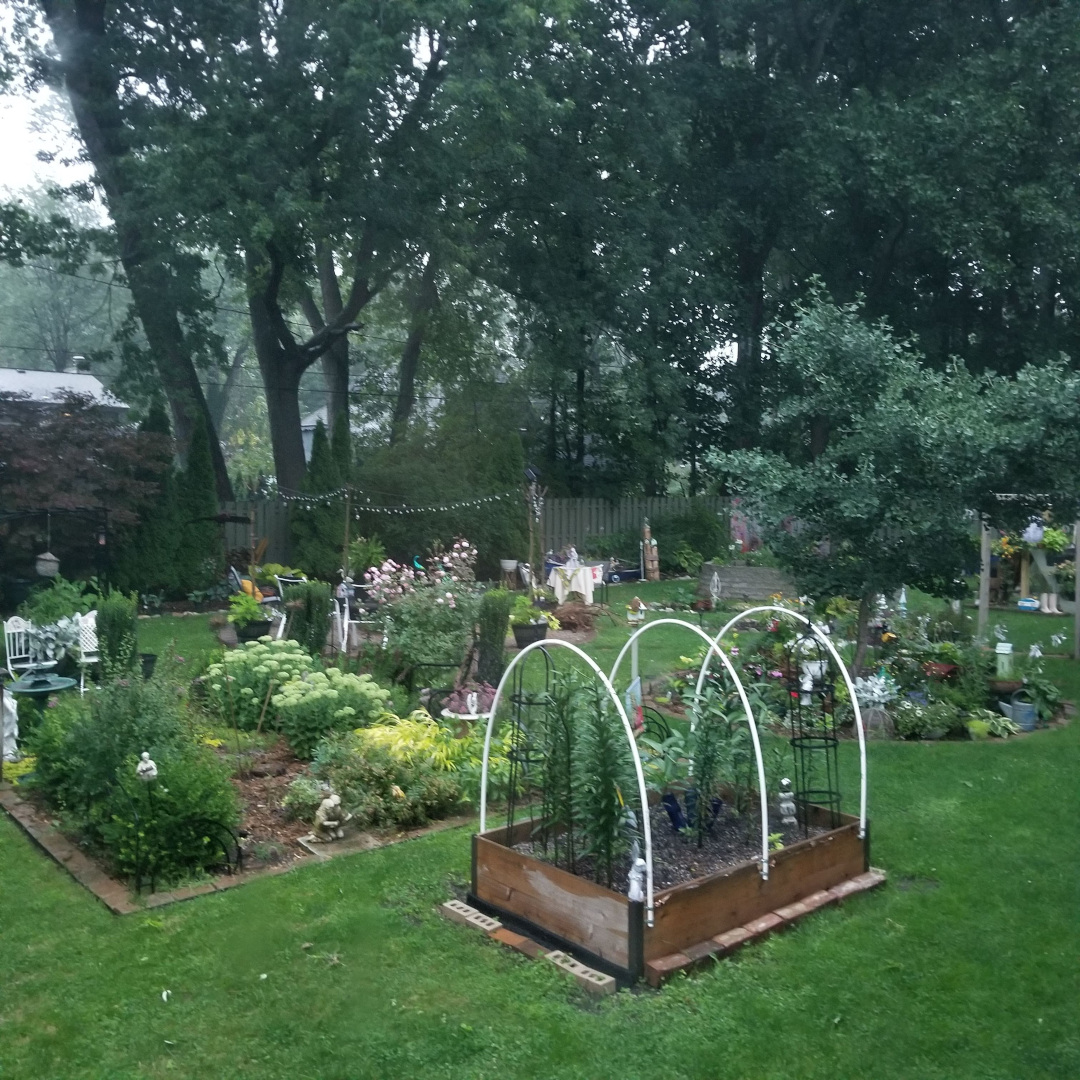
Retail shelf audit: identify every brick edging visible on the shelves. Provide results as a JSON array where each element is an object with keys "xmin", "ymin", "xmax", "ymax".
[{"xmin": 0, "ymin": 783, "xmax": 318, "ymax": 914}]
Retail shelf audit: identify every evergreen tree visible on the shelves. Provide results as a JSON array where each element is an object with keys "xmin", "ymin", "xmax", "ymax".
[
  {"xmin": 290, "ymin": 419, "xmax": 346, "ymax": 580},
  {"xmin": 174, "ymin": 412, "xmax": 222, "ymax": 593},
  {"xmin": 111, "ymin": 399, "xmax": 181, "ymax": 596}
]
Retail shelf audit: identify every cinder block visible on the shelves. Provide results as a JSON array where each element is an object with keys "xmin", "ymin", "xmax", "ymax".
[
  {"xmin": 464, "ymin": 910, "xmax": 502, "ymax": 933},
  {"xmin": 546, "ymin": 950, "xmax": 617, "ymax": 996},
  {"xmin": 645, "ymin": 951, "xmax": 693, "ymax": 988},
  {"xmin": 439, "ymin": 898, "xmax": 482, "ymax": 927}
]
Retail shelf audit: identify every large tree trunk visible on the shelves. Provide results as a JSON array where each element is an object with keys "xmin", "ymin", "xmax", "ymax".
[
  {"xmin": 247, "ymin": 253, "xmax": 308, "ymax": 492},
  {"xmin": 389, "ymin": 257, "xmax": 439, "ymax": 445},
  {"xmin": 43, "ymin": 0, "xmax": 234, "ymax": 501},
  {"xmin": 852, "ymin": 592, "xmax": 875, "ymax": 674}
]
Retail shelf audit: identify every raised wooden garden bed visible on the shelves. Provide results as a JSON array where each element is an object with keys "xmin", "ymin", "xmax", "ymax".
[{"xmin": 469, "ymin": 803, "xmax": 868, "ymax": 984}]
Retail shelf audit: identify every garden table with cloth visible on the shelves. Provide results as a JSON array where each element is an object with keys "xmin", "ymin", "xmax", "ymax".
[{"xmin": 546, "ymin": 563, "xmax": 603, "ymax": 604}]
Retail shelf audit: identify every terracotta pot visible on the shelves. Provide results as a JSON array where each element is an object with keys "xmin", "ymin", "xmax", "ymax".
[{"xmin": 923, "ymin": 662, "xmax": 958, "ymax": 680}]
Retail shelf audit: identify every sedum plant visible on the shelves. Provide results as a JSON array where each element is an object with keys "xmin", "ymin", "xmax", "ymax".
[
  {"xmin": 204, "ymin": 639, "xmax": 318, "ymax": 729},
  {"xmin": 272, "ymin": 668, "xmax": 391, "ymax": 757}
]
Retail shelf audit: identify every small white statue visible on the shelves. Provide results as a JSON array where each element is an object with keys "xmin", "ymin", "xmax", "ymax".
[
  {"xmin": 779, "ymin": 778, "xmax": 797, "ymax": 826},
  {"xmin": 312, "ymin": 793, "xmax": 352, "ymax": 842},
  {"xmin": 466, "ymin": 691, "xmax": 479, "ymax": 716},
  {"xmin": 627, "ymin": 857, "xmax": 646, "ymax": 902},
  {"xmin": 135, "ymin": 752, "xmax": 158, "ymax": 782},
  {"xmin": 2, "ymin": 687, "xmax": 19, "ymax": 763}
]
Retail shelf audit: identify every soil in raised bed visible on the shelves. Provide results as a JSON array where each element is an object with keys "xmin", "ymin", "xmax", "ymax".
[{"xmin": 512, "ymin": 807, "xmax": 829, "ymax": 891}]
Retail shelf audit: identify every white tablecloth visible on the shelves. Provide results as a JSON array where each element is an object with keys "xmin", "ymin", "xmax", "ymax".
[{"xmin": 547, "ymin": 564, "xmax": 603, "ymax": 604}]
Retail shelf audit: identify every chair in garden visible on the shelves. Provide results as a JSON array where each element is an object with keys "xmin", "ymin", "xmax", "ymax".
[
  {"xmin": 274, "ymin": 574, "xmax": 308, "ymax": 640},
  {"xmin": 3, "ymin": 617, "xmax": 34, "ymax": 678},
  {"xmin": 76, "ymin": 610, "xmax": 100, "ymax": 696}
]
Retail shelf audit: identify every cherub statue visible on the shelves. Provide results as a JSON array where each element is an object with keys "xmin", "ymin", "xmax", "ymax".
[
  {"xmin": 136, "ymin": 751, "xmax": 158, "ymax": 782},
  {"xmin": 312, "ymin": 792, "xmax": 352, "ymax": 842}
]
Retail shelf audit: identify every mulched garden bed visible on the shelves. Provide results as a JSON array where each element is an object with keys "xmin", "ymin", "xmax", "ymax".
[{"xmin": 512, "ymin": 807, "xmax": 828, "ymax": 891}]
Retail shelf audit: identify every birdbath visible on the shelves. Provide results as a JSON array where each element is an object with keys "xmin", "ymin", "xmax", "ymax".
[{"xmin": 8, "ymin": 670, "xmax": 77, "ymax": 732}]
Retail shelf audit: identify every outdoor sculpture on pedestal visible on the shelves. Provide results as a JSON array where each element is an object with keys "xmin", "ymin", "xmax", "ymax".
[{"xmin": 312, "ymin": 793, "xmax": 352, "ymax": 842}]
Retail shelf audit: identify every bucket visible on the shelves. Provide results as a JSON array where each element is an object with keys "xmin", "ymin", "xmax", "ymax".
[
  {"xmin": 999, "ymin": 691, "xmax": 1038, "ymax": 732},
  {"xmin": 499, "ymin": 559, "xmax": 518, "ymax": 573}
]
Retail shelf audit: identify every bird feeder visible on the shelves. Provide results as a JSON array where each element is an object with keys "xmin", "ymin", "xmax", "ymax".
[
  {"xmin": 994, "ymin": 641, "xmax": 1014, "ymax": 678},
  {"xmin": 35, "ymin": 551, "xmax": 60, "ymax": 578}
]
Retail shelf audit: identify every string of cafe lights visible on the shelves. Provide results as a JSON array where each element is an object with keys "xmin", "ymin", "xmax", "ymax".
[{"xmin": 276, "ymin": 485, "xmax": 518, "ymax": 516}]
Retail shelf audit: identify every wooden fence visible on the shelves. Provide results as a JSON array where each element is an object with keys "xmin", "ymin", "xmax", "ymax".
[
  {"xmin": 541, "ymin": 496, "xmax": 730, "ymax": 554},
  {"xmin": 221, "ymin": 499, "xmax": 293, "ymax": 566},
  {"xmin": 221, "ymin": 494, "xmax": 730, "ymax": 568}
]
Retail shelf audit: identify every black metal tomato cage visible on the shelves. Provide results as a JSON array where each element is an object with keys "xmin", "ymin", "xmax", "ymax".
[{"xmin": 784, "ymin": 630, "xmax": 842, "ymax": 834}]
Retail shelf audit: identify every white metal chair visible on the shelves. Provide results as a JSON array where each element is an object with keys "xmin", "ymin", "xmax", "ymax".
[
  {"xmin": 76, "ymin": 610, "xmax": 100, "ymax": 695},
  {"xmin": 3, "ymin": 617, "xmax": 34, "ymax": 679},
  {"xmin": 274, "ymin": 574, "xmax": 308, "ymax": 640}
]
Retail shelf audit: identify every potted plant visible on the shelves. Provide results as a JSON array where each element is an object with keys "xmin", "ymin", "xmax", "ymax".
[
  {"xmin": 227, "ymin": 592, "xmax": 272, "ymax": 641},
  {"xmin": 509, "ymin": 595, "xmax": 559, "ymax": 648}
]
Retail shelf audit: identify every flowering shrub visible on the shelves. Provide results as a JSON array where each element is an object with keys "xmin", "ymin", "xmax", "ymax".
[
  {"xmin": 272, "ymin": 668, "xmax": 391, "ymax": 757},
  {"xmin": 425, "ymin": 537, "xmax": 478, "ymax": 585},
  {"xmin": 204, "ymin": 639, "xmax": 318, "ymax": 729},
  {"xmin": 386, "ymin": 587, "xmax": 478, "ymax": 673},
  {"xmin": 364, "ymin": 559, "xmax": 420, "ymax": 604}
]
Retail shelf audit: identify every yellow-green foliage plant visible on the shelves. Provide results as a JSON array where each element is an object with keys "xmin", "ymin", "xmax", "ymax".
[
  {"xmin": 205, "ymin": 639, "xmax": 318, "ymax": 729},
  {"xmin": 355, "ymin": 710, "xmax": 514, "ymax": 805},
  {"xmin": 272, "ymin": 668, "xmax": 391, "ymax": 757}
]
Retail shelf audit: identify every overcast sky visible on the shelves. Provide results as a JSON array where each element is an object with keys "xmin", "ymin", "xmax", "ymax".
[{"xmin": 0, "ymin": 87, "xmax": 92, "ymax": 199}]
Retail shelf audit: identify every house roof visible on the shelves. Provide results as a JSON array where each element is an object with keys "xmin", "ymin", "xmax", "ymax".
[{"xmin": 0, "ymin": 368, "xmax": 128, "ymax": 410}]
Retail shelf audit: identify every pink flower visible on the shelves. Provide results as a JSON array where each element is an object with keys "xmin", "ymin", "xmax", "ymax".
[{"xmin": 769, "ymin": 669, "xmax": 783, "ymax": 679}]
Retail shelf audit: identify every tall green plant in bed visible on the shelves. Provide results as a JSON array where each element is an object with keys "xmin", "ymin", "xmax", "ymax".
[
  {"xmin": 284, "ymin": 580, "xmax": 333, "ymax": 656},
  {"xmin": 96, "ymin": 590, "xmax": 138, "ymax": 673}
]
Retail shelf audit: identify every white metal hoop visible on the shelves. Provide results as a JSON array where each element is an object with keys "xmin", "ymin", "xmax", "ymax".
[
  {"xmin": 608, "ymin": 618, "xmax": 771, "ymax": 881},
  {"xmin": 700, "ymin": 605, "xmax": 867, "ymax": 839},
  {"xmin": 480, "ymin": 639, "xmax": 657, "ymax": 926}
]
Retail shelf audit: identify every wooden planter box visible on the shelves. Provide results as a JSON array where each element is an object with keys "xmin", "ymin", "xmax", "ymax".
[{"xmin": 469, "ymin": 805, "xmax": 868, "ymax": 983}]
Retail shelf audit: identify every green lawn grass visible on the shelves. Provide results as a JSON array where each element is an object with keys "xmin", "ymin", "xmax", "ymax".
[
  {"xmin": 137, "ymin": 612, "xmax": 222, "ymax": 668},
  {"xmin": 3, "ymin": 596, "xmax": 1079, "ymax": 1078}
]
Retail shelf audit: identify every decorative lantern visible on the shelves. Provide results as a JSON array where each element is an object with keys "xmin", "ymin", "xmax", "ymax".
[
  {"xmin": 995, "ymin": 642, "xmax": 1014, "ymax": 678},
  {"xmin": 35, "ymin": 551, "xmax": 60, "ymax": 578}
]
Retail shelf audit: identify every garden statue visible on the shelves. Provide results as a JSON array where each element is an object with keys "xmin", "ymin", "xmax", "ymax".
[
  {"xmin": 779, "ymin": 778, "xmax": 797, "ymax": 826},
  {"xmin": 2, "ymin": 687, "xmax": 18, "ymax": 763},
  {"xmin": 709, "ymin": 571, "xmax": 722, "ymax": 608},
  {"xmin": 135, "ymin": 752, "xmax": 158, "ymax": 782},
  {"xmin": 627, "ymin": 857, "xmax": 647, "ymax": 902},
  {"xmin": 312, "ymin": 792, "xmax": 352, "ymax": 842},
  {"xmin": 466, "ymin": 691, "xmax": 478, "ymax": 717}
]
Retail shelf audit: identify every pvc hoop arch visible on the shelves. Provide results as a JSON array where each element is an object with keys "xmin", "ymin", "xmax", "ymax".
[
  {"xmin": 479, "ymin": 639, "xmax": 657, "ymax": 926},
  {"xmin": 608, "ymin": 619, "xmax": 771, "ymax": 882},
  {"xmin": 698, "ymin": 606, "xmax": 867, "ymax": 839}
]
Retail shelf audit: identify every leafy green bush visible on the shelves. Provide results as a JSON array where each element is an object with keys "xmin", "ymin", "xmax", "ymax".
[
  {"xmin": 476, "ymin": 589, "xmax": 513, "ymax": 686},
  {"xmin": 19, "ymin": 575, "xmax": 96, "ymax": 625},
  {"xmin": 283, "ymin": 580, "xmax": 333, "ymax": 656},
  {"xmin": 583, "ymin": 501, "xmax": 730, "ymax": 574},
  {"xmin": 348, "ymin": 536, "xmax": 386, "ymax": 579},
  {"xmin": 97, "ymin": 747, "xmax": 240, "ymax": 883},
  {"xmin": 28, "ymin": 678, "xmax": 191, "ymax": 812},
  {"xmin": 298, "ymin": 732, "xmax": 460, "ymax": 829},
  {"xmin": 204, "ymin": 639, "xmax": 318, "ymax": 729},
  {"xmin": 272, "ymin": 668, "xmax": 391, "ymax": 757},
  {"xmin": 26, "ymin": 675, "xmax": 240, "ymax": 885},
  {"xmin": 96, "ymin": 590, "xmax": 138, "ymax": 673},
  {"xmin": 387, "ymin": 587, "xmax": 477, "ymax": 676}
]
